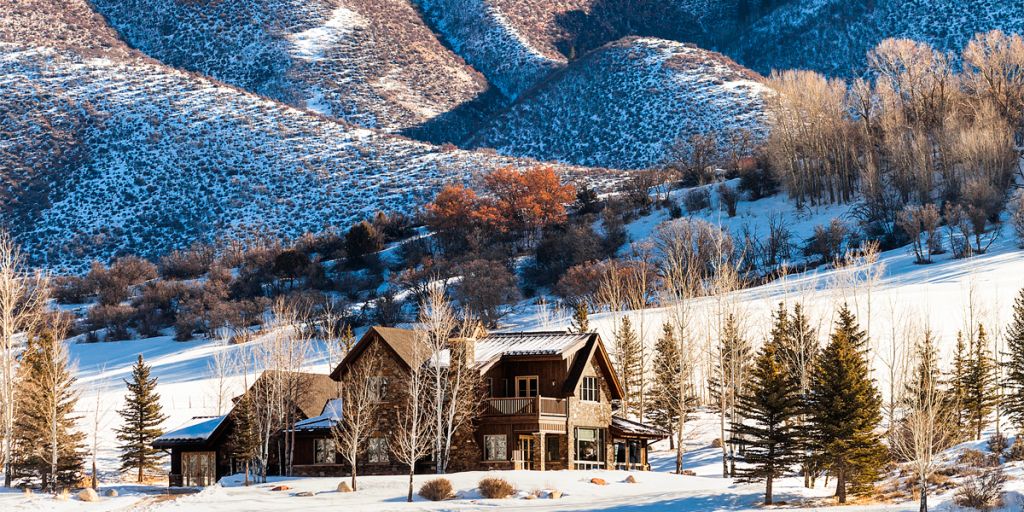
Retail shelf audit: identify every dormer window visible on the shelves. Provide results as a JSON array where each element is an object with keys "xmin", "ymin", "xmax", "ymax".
[{"xmin": 581, "ymin": 376, "xmax": 599, "ymax": 402}]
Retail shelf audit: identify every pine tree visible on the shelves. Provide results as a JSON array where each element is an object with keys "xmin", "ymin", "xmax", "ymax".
[
  {"xmin": 947, "ymin": 330, "xmax": 971, "ymax": 439},
  {"xmin": 1003, "ymin": 288, "xmax": 1024, "ymax": 432},
  {"xmin": 570, "ymin": 301, "xmax": 590, "ymax": 333},
  {"xmin": 905, "ymin": 331, "xmax": 942, "ymax": 406},
  {"xmin": 710, "ymin": 314, "xmax": 752, "ymax": 477},
  {"xmin": 11, "ymin": 330, "xmax": 86, "ymax": 491},
  {"xmin": 116, "ymin": 355, "xmax": 168, "ymax": 482},
  {"xmin": 964, "ymin": 324, "xmax": 998, "ymax": 440},
  {"xmin": 648, "ymin": 322, "xmax": 694, "ymax": 449},
  {"xmin": 229, "ymin": 391, "xmax": 260, "ymax": 486},
  {"xmin": 613, "ymin": 316, "xmax": 643, "ymax": 417},
  {"xmin": 808, "ymin": 305, "xmax": 887, "ymax": 503},
  {"xmin": 732, "ymin": 339, "xmax": 803, "ymax": 505}
]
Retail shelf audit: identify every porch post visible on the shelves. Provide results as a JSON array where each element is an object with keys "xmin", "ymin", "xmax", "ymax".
[{"xmin": 536, "ymin": 433, "xmax": 546, "ymax": 471}]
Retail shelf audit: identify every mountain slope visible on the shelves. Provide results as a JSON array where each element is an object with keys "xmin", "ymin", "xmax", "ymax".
[
  {"xmin": 466, "ymin": 38, "xmax": 767, "ymax": 170},
  {"xmin": 415, "ymin": 0, "xmax": 740, "ymax": 99},
  {"xmin": 728, "ymin": 0, "xmax": 1024, "ymax": 77},
  {"xmin": 0, "ymin": 0, "xmax": 603, "ymax": 272},
  {"xmin": 88, "ymin": 0, "xmax": 488, "ymax": 131}
]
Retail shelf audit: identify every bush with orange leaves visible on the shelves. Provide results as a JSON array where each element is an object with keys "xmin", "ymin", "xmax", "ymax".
[{"xmin": 425, "ymin": 166, "xmax": 575, "ymax": 255}]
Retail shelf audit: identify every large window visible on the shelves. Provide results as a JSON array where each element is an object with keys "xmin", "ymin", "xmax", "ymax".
[
  {"xmin": 581, "ymin": 376, "xmax": 599, "ymax": 402},
  {"xmin": 368, "ymin": 437, "xmax": 389, "ymax": 464},
  {"xmin": 484, "ymin": 434, "xmax": 507, "ymax": 461},
  {"xmin": 546, "ymin": 435, "xmax": 560, "ymax": 462},
  {"xmin": 182, "ymin": 451, "xmax": 216, "ymax": 487},
  {"xmin": 615, "ymin": 440, "xmax": 642, "ymax": 465},
  {"xmin": 314, "ymin": 438, "xmax": 335, "ymax": 464},
  {"xmin": 516, "ymin": 376, "xmax": 538, "ymax": 397},
  {"xmin": 576, "ymin": 427, "xmax": 605, "ymax": 462},
  {"xmin": 368, "ymin": 376, "xmax": 389, "ymax": 402}
]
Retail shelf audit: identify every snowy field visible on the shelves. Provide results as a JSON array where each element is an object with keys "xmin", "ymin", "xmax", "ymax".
[{"xmin": 3, "ymin": 188, "xmax": 1024, "ymax": 510}]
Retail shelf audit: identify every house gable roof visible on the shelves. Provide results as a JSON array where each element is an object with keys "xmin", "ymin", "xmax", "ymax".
[
  {"xmin": 153, "ymin": 415, "xmax": 230, "ymax": 449},
  {"xmin": 562, "ymin": 334, "xmax": 624, "ymax": 400},
  {"xmin": 330, "ymin": 326, "xmax": 422, "ymax": 380},
  {"xmin": 248, "ymin": 370, "xmax": 339, "ymax": 420}
]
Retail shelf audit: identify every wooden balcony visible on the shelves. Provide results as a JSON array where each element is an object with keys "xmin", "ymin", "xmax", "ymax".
[{"xmin": 483, "ymin": 396, "xmax": 568, "ymax": 418}]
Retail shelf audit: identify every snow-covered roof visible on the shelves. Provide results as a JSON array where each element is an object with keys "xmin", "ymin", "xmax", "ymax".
[
  {"xmin": 154, "ymin": 415, "xmax": 227, "ymax": 446},
  {"xmin": 611, "ymin": 415, "xmax": 669, "ymax": 440},
  {"xmin": 432, "ymin": 331, "xmax": 592, "ymax": 369},
  {"xmin": 291, "ymin": 398, "xmax": 343, "ymax": 431}
]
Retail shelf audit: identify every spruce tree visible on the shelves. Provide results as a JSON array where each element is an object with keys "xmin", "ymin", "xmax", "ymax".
[
  {"xmin": 648, "ymin": 322, "xmax": 689, "ymax": 448},
  {"xmin": 11, "ymin": 331, "xmax": 85, "ymax": 491},
  {"xmin": 116, "ymin": 355, "xmax": 167, "ymax": 482},
  {"xmin": 732, "ymin": 339, "xmax": 803, "ymax": 505},
  {"xmin": 808, "ymin": 305, "xmax": 887, "ymax": 503},
  {"xmin": 613, "ymin": 316, "xmax": 643, "ymax": 417},
  {"xmin": 570, "ymin": 301, "xmax": 590, "ymax": 333},
  {"xmin": 229, "ymin": 391, "xmax": 260, "ymax": 486},
  {"xmin": 1003, "ymin": 288, "xmax": 1024, "ymax": 432},
  {"xmin": 710, "ymin": 314, "xmax": 752, "ymax": 477},
  {"xmin": 947, "ymin": 330, "xmax": 971, "ymax": 439},
  {"xmin": 964, "ymin": 324, "xmax": 998, "ymax": 440}
]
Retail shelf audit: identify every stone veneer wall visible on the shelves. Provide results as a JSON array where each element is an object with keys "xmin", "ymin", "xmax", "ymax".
[{"xmin": 566, "ymin": 357, "xmax": 614, "ymax": 469}]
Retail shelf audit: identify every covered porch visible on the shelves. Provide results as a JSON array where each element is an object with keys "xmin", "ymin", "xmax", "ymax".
[{"xmin": 610, "ymin": 416, "xmax": 669, "ymax": 471}]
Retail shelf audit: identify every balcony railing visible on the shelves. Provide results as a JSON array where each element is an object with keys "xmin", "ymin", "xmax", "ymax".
[{"xmin": 484, "ymin": 396, "xmax": 568, "ymax": 417}]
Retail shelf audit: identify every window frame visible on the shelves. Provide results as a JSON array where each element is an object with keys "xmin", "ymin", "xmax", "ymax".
[
  {"xmin": 484, "ymin": 434, "xmax": 508, "ymax": 461},
  {"xmin": 367, "ymin": 437, "xmax": 389, "ymax": 464},
  {"xmin": 515, "ymin": 375, "xmax": 539, "ymax": 398},
  {"xmin": 314, "ymin": 438, "xmax": 335, "ymax": 465},
  {"xmin": 581, "ymin": 376, "xmax": 600, "ymax": 402},
  {"xmin": 368, "ymin": 376, "xmax": 389, "ymax": 402}
]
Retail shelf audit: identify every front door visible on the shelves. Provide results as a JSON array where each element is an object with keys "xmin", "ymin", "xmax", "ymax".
[{"xmin": 519, "ymin": 435, "xmax": 535, "ymax": 470}]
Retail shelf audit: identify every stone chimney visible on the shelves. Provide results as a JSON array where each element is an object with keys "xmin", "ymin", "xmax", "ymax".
[{"xmin": 448, "ymin": 336, "xmax": 477, "ymax": 371}]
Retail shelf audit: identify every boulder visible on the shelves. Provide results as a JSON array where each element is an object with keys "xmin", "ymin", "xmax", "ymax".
[
  {"xmin": 77, "ymin": 488, "xmax": 100, "ymax": 502},
  {"xmin": 336, "ymin": 481, "xmax": 353, "ymax": 493},
  {"xmin": 680, "ymin": 470, "xmax": 696, "ymax": 476},
  {"xmin": 549, "ymin": 490, "xmax": 562, "ymax": 499},
  {"xmin": 624, "ymin": 475, "xmax": 638, "ymax": 484},
  {"xmin": 104, "ymin": 489, "xmax": 118, "ymax": 497},
  {"xmin": 590, "ymin": 477, "xmax": 607, "ymax": 486},
  {"xmin": 271, "ymin": 485, "xmax": 291, "ymax": 491},
  {"xmin": 294, "ymin": 491, "xmax": 314, "ymax": 497}
]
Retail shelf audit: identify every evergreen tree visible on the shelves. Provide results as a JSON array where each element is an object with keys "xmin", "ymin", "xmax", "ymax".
[
  {"xmin": 570, "ymin": 301, "xmax": 590, "ymax": 333},
  {"xmin": 648, "ymin": 322, "xmax": 694, "ymax": 448},
  {"xmin": 905, "ymin": 331, "xmax": 942, "ymax": 406},
  {"xmin": 11, "ymin": 330, "xmax": 85, "ymax": 491},
  {"xmin": 947, "ymin": 330, "xmax": 971, "ymax": 439},
  {"xmin": 732, "ymin": 339, "xmax": 803, "ymax": 505},
  {"xmin": 613, "ymin": 316, "xmax": 643, "ymax": 417},
  {"xmin": 1003, "ymin": 288, "xmax": 1024, "ymax": 432},
  {"xmin": 964, "ymin": 324, "xmax": 998, "ymax": 440},
  {"xmin": 116, "ymin": 355, "xmax": 168, "ymax": 482},
  {"xmin": 808, "ymin": 305, "xmax": 887, "ymax": 503},
  {"xmin": 710, "ymin": 314, "xmax": 752, "ymax": 477},
  {"xmin": 229, "ymin": 391, "xmax": 260, "ymax": 486}
]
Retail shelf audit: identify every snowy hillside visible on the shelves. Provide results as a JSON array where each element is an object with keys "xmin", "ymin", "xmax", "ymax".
[
  {"xmin": 88, "ymin": 0, "xmax": 487, "ymax": 131},
  {"xmin": 466, "ymin": 38, "xmax": 768, "ymax": 170},
  {"xmin": 727, "ymin": 0, "xmax": 1024, "ymax": 77},
  {"xmin": 416, "ymin": 0, "xmax": 740, "ymax": 100}
]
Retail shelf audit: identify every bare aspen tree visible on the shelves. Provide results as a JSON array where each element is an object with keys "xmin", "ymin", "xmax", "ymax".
[
  {"xmin": 331, "ymin": 344, "xmax": 384, "ymax": 491},
  {"xmin": 655, "ymin": 222, "xmax": 704, "ymax": 473},
  {"xmin": 879, "ymin": 299, "xmax": 913, "ymax": 444},
  {"xmin": 209, "ymin": 345, "xmax": 238, "ymax": 416},
  {"xmin": 623, "ymin": 244, "xmax": 656, "ymax": 419},
  {"xmin": 421, "ymin": 284, "xmax": 480, "ymax": 474},
  {"xmin": 893, "ymin": 327, "xmax": 953, "ymax": 512},
  {"xmin": 393, "ymin": 329, "xmax": 435, "ymax": 502},
  {"xmin": 88, "ymin": 366, "xmax": 112, "ymax": 491},
  {"xmin": 0, "ymin": 230, "xmax": 47, "ymax": 487},
  {"xmin": 962, "ymin": 30, "xmax": 1024, "ymax": 136}
]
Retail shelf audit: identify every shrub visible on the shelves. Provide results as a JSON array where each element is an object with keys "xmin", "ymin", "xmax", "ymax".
[
  {"xmin": 717, "ymin": 183, "xmax": 740, "ymax": 217},
  {"xmin": 804, "ymin": 219, "xmax": 849, "ymax": 264},
  {"xmin": 87, "ymin": 304, "xmax": 135, "ymax": 341},
  {"xmin": 452, "ymin": 259, "xmax": 520, "ymax": 327},
  {"xmin": 418, "ymin": 478, "xmax": 453, "ymax": 501},
  {"xmin": 159, "ymin": 245, "xmax": 215, "ymax": 280},
  {"xmin": 737, "ymin": 160, "xmax": 777, "ymax": 200},
  {"xmin": 52, "ymin": 276, "xmax": 90, "ymax": 304},
  {"xmin": 1011, "ymin": 190, "xmax": 1024, "ymax": 248},
  {"xmin": 478, "ymin": 477, "xmax": 515, "ymax": 499},
  {"xmin": 987, "ymin": 433, "xmax": 1009, "ymax": 456},
  {"xmin": 345, "ymin": 221, "xmax": 383, "ymax": 266},
  {"xmin": 683, "ymin": 188, "xmax": 710, "ymax": 213},
  {"xmin": 1008, "ymin": 437, "xmax": 1024, "ymax": 461},
  {"xmin": 959, "ymin": 448, "xmax": 1000, "ymax": 468},
  {"xmin": 954, "ymin": 466, "xmax": 1006, "ymax": 511}
]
